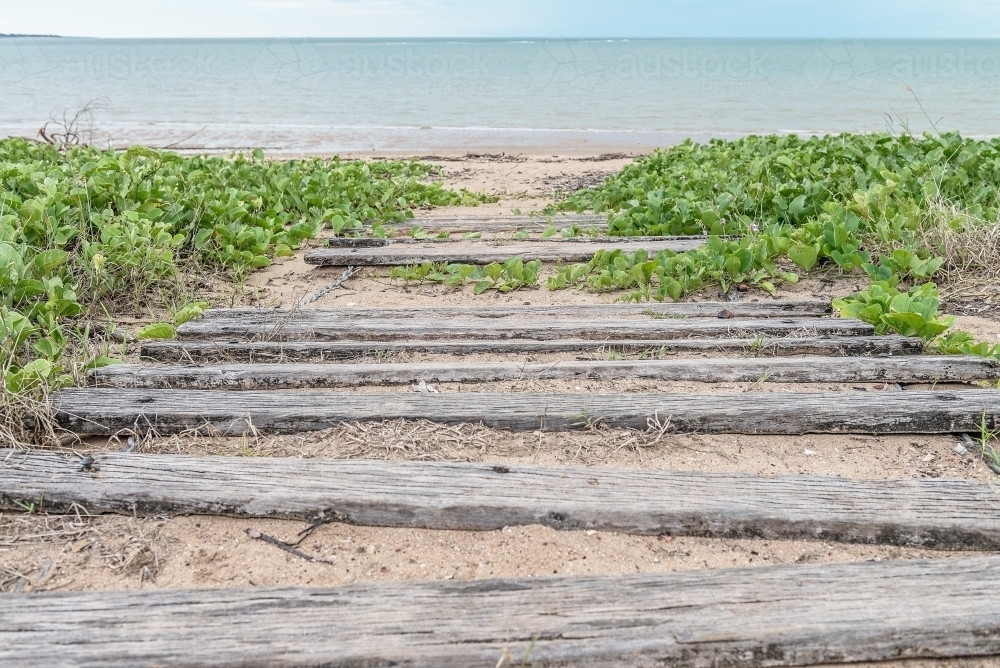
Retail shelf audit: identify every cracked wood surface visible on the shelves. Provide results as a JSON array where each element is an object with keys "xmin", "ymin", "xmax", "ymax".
[
  {"xmin": 89, "ymin": 355, "xmax": 1000, "ymax": 389},
  {"xmin": 303, "ymin": 237, "xmax": 703, "ymax": 265},
  {"xmin": 140, "ymin": 335, "xmax": 926, "ymax": 363},
  {"xmin": 51, "ymin": 388, "xmax": 1000, "ymax": 435},
  {"xmin": 2, "ymin": 557, "xmax": 999, "ymax": 667},
  {"xmin": 175, "ymin": 315, "xmax": 873, "ymax": 342},
  {"xmin": 4, "ymin": 451, "xmax": 998, "ymax": 549},
  {"xmin": 395, "ymin": 212, "xmax": 608, "ymax": 232},
  {"xmin": 188, "ymin": 300, "xmax": 832, "ymax": 321}
]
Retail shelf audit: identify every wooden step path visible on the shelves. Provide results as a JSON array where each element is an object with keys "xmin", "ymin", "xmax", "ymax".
[
  {"xmin": 141, "ymin": 335, "xmax": 926, "ymax": 363},
  {"xmin": 189, "ymin": 300, "xmax": 832, "ymax": 321},
  {"xmin": 5, "ymin": 451, "xmax": 998, "ymax": 549},
  {"xmin": 175, "ymin": 315, "xmax": 872, "ymax": 342},
  {"xmin": 52, "ymin": 388, "xmax": 1000, "ymax": 435},
  {"xmin": 304, "ymin": 237, "xmax": 703, "ymax": 266},
  {"xmin": 4, "ymin": 556, "xmax": 1000, "ymax": 667},
  {"xmin": 89, "ymin": 356, "xmax": 1000, "ymax": 389}
]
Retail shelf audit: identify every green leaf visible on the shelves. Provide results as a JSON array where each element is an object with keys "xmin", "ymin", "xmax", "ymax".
[
  {"xmin": 173, "ymin": 302, "xmax": 210, "ymax": 326},
  {"xmin": 31, "ymin": 249, "xmax": 68, "ymax": 275},
  {"xmin": 136, "ymin": 323, "xmax": 177, "ymax": 340},
  {"xmin": 724, "ymin": 255, "xmax": 742, "ymax": 279},
  {"xmin": 787, "ymin": 244, "xmax": 818, "ymax": 271},
  {"xmin": 85, "ymin": 355, "xmax": 124, "ymax": 370},
  {"xmin": 779, "ymin": 272, "xmax": 799, "ymax": 284},
  {"xmin": 482, "ymin": 263, "xmax": 503, "ymax": 281},
  {"xmin": 13, "ymin": 279, "xmax": 45, "ymax": 301},
  {"xmin": 883, "ymin": 312, "xmax": 926, "ymax": 331},
  {"xmin": 21, "ymin": 358, "xmax": 53, "ymax": 377},
  {"xmin": 858, "ymin": 304, "xmax": 885, "ymax": 324},
  {"xmin": 664, "ymin": 279, "xmax": 683, "ymax": 301},
  {"xmin": 31, "ymin": 336, "xmax": 61, "ymax": 359},
  {"xmin": 788, "ymin": 195, "xmax": 807, "ymax": 217}
]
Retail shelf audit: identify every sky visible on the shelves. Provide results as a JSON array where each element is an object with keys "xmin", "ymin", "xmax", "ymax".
[{"xmin": 2, "ymin": 0, "xmax": 1000, "ymax": 39}]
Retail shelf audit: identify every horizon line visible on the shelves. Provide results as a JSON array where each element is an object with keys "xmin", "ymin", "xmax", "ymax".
[{"xmin": 4, "ymin": 34, "xmax": 1000, "ymax": 41}]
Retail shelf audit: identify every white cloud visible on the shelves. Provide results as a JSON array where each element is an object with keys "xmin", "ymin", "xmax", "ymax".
[
  {"xmin": 247, "ymin": 2, "xmax": 317, "ymax": 9},
  {"xmin": 245, "ymin": 0, "xmax": 442, "ymax": 17}
]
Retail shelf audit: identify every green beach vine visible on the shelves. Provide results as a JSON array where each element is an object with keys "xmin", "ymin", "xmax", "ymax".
[{"xmin": 0, "ymin": 138, "xmax": 482, "ymax": 440}]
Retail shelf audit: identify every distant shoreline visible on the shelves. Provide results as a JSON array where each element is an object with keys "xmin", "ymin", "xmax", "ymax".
[
  {"xmin": 2, "ymin": 123, "xmax": 998, "ymax": 157},
  {"xmin": 0, "ymin": 34, "xmax": 64, "ymax": 38}
]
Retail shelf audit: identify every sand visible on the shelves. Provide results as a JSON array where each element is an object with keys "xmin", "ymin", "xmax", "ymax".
[{"xmin": 2, "ymin": 513, "xmax": 986, "ymax": 595}]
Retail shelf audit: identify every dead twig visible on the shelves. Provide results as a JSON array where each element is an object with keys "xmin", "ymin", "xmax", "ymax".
[
  {"xmin": 245, "ymin": 528, "xmax": 332, "ymax": 564},
  {"xmin": 37, "ymin": 99, "xmax": 108, "ymax": 150},
  {"xmin": 299, "ymin": 265, "xmax": 358, "ymax": 306}
]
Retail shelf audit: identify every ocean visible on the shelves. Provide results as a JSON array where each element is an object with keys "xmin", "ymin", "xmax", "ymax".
[{"xmin": 1, "ymin": 37, "xmax": 998, "ymax": 153}]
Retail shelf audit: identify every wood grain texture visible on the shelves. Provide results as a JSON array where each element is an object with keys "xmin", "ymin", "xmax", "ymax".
[
  {"xmin": 391, "ymin": 213, "xmax": 608, "ymax": 232},
  {"xmin": 175, "ymin": 315, "xmax": 873, "ymax": 342},
  {"xmin": 141, "ymin": 335, "xmax": 926, "ymax": 363},
  {"xmin": 303, "ymin": 238, "xmax": 703, "ymax": 265},
  {"xmin": 3, "ymin": 556, "xmax": 1000, "ymax": 667},
  {"xmin": 51, "ymin": 388, "xmax": 1000, "ymax": 435},
  {"xmin": 329, "ymin": 235, "xmax": 693, "ymax": 247},
  {"xmin": 188, "ymin": 300, "xmax": 833, "ymax": 322},
  {"xmin": 4, "ymin": 450, "xmax": 998, "ymax": 549},
  {"xmin": 88, "ymin": 356, "xmax": 1000, "ymax": 389}
]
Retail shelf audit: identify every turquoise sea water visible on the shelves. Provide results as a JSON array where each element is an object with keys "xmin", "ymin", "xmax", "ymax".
[{"xmin": 0, "ymin": 37, "xmax": 998, "ymax": 152}]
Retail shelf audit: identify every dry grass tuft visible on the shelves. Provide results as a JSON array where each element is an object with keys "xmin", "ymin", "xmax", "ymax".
[
  {"xmin": 0, "ymin": 507, "xmax": 95, "ymax": 549},
  {"xmin": 318, "ymin": 419, "xmax": 514, "ymax": 460},
  {"xmin": 100, "ymin": 520, "xmax": 169, "ymax": 579},
  {"xmin": 0, "ymin": 386, "xmax": 66, "ymax": 450},
  {"xmin": 0, "ymin": 509, "xmax": 171, "ymax": 592},
  {"xmin": 859, "ymin": 197, "xmax": 1000, "ymax": 300},
  {"xmin": 135, "ymin": 417, "xmax": 685, "ymax": 466},
  {"xmin": 919, "ymin": 199, "xmax": 1000, "ymax": 287}
]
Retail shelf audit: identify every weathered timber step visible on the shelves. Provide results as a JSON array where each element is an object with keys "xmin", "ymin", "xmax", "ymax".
[
  {"xmin": 304, "ymin": 237, "xmax": 703, "ymax": 266},
  {"xmin": 189, "ymin": 300, "xmax": 832, "ymax": 322},
  {"xmin": 328, "ymin": 235, "xmax": 693, "ymax": 247},
  {"xmin": 4, "ymin": 557, "xmax": 1000, "ymax": 668},
  {"xmin": 393, "ymin": 212, "xmax": 608, "ymax": 232},
  {"xmin": 176, "ymin": 316, "xmax": 872, "ymax": 342},
  {"xmin": 52, "ymin": 388, "xmax": 1000, "ymax": 435},
  {"xmin": 89, "ymin": 356, "xmax": 1000, "ymax": 390},
  {"xmin": 142, "ymin": 335, "xmax": 925, "ymax": 363},
  {"xmin": 5, "ymin": 451, "xmax": 998, "ymax": 549}
]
